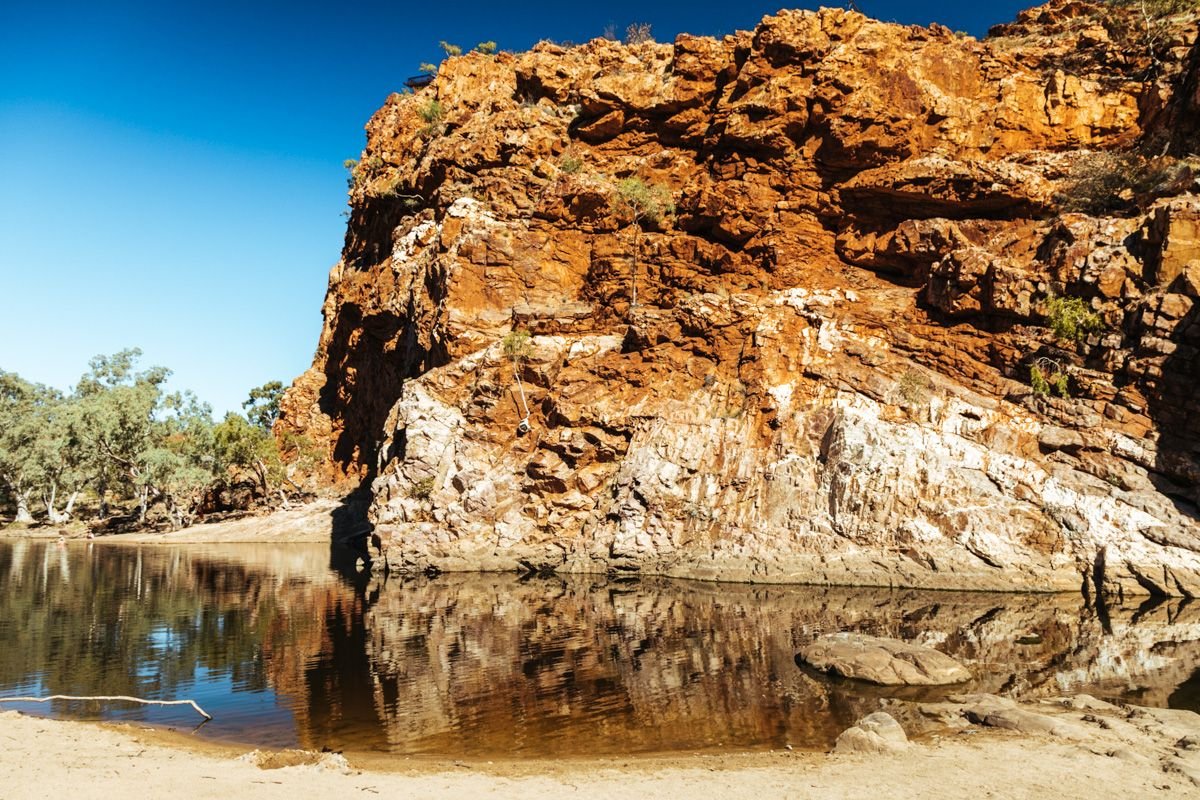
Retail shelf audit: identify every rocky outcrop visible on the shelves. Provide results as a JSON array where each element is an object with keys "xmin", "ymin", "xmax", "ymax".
[
  {"xmin": 798, "ymin": 633, "xmax": 972, "ymax": 686},
  {"xmin": 918, "ymin": 693, "xmax": 1200, "ymax": 787},
  {"xmin": 833, "ymin": 711, "xmax": 910, "ymax": 754},
  {"xmin": 280, "ymin": 1, "xmax": 1200, "ymax": 595}
]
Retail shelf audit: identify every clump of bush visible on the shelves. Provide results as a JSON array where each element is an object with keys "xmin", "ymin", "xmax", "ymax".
[
  {"xmin": 1030, "ymin": 358, "xmax": 1071, "ymax": 399},
  {"xmin": 418, "ymin": 99, "xmax": 446, "ymax": 138},
  {"xmin": 343, "ymin": 158, "xmax": 361, "ymax": 190},
  {"xmin": 439, "ymin": 41, "xmax": 462, "ymax": 57},
  {"xmin": 559, "ymin": 152, "xmax": 583, "ymax": 174},
  {"xmin": 502, "ymin": 329, "xmax": 532, "ymax": 362},
  {"xmin": 474, "ymin": 41, "xmax": 498, "ymax": 55},
  {"xmin": 1056, "ymin": 150, "xmax": 1185, "ymax": 215},
  {"xmin": 896, "ymin": 368, "xmax": 932, "ymax": 407},
  {"xmin": 419, "ymin": 99, "xmax": 444, "ymax": 123},
  {"xmin": 1044, "ymin": 295, "xmax": 1103, "ymax": 343},
  {"xmin": 611, "ymin": 177, "xmax": 674, "ymax": 226},
  {"xmin": 625, "ymin": 23, "xmax": 654, "ymax": 44},
  {"xmin": 408, "ymin": 476, "xmax": 436, "ymax": 500}
]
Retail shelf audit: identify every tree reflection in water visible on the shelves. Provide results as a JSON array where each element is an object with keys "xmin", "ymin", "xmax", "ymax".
[{"xmin": 1, "ymin": 541, "xmax": 1199, "ymax": 756}]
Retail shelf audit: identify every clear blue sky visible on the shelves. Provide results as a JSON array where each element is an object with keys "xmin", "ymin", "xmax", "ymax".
[{"xmin": 0, "ymin": 0, "xmax": 1031, "ymax": 416}]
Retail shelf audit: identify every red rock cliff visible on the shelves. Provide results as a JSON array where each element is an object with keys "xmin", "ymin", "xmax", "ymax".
[{"xmin": 280, "ymin": 1, "xmax": 1200, "ymax": 596}]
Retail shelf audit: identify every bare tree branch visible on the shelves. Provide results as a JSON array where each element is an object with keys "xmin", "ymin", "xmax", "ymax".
[{"xmin": 0, "ymin": 694, "xmax": 213, "ymax": 720}]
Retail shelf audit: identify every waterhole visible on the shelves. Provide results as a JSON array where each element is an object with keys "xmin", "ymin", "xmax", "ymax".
[{"xmin": 1, "ymin": 540, "xmax": 1197, "ymax": 757}]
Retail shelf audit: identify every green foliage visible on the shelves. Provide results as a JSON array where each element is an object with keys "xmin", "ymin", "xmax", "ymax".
[
  {"xmin": 1, "ymin": 351, "xmax": 312, "ymax": 529},
  {"xmin": 502, "ymin": 329, "xmax": 532, "ymax": 362},
  {"xmin": 419, "ymin": 62, "xmax": 438, "ymax": 74},
  {"xmin": 624, "ymin": 23, "xmax": 654, "ymax": 44},
  {"xmin": 343, "ymin": 158, "xmax": 360, "ymax": 190},
  {"xmin": 611, "ymin": 177, "xmax": 674, "ymax": 226},
  {"xmin": 474, "ymin": 41, "xmax": 498, "ymax": 54},
  {"xmin": 215, "ymin": 412, "xmax": 284, "ymax": 497},
  {"xmin": 0, "ymin": 373, "xmax": 61, "ymax": 522},
  {"xmin": 418, "ymin": 99, "xmax": 446, "ymax": 138},
  {"xmin": 1030, "ymin": 360, "xmax": 1071, "ymax": 399},
  {"xmin": 142, "ymin": 390, "xmax": 221, "ymax": 530},
  {"xmin": 439, "ymin": 41, "xmax": 462, "ymax": 57},
  {"xmin": 559, "ymin": 152, "xmax": 583, "ymax": 174},
  {"xmin": 419, "ymin": 99, "xmax": 444, "ymax": 123},
  {"xmin": 408, "ymin": 476, "xmax": 436, "ymax": 499},
  {"xmin": 243, "ymin": 381, "xmax": 284, "ymax": 431},
  {"xmin": 1045, "ymin": 295, "xmax": 1103, "ymax": 343}
]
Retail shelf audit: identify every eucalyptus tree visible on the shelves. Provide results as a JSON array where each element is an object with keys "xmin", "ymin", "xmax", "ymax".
[
  {"xmin": 73, "ymin": 348, "xmax": 170, "ymax": 520},
  {"xmin": 243, "ymin": 380, "xmax": 284, "ymax": 431},
  {"xmin": 141, "ymin": 390, "xmax": 221, "ymax": 529},
  {"xmin": 28, "ymin": 393, "xmax": 88, "ymax": 523},
  {"xmin": 0, "ymin": 372, "xmax": 54, "ymax": 523}
]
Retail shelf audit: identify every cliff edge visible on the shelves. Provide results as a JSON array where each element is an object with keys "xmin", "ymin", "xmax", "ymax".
[{"xmin": 279, "ymin": 0, "xmax": 1200, "ymax": 596}]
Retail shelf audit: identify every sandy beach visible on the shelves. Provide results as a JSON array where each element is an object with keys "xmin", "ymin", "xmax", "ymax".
[
  {"xmin": 3, "ymin": 695, "xmax": 1198, "ymax": 800},
  {"xmin": 0, "ymin": 500, "xmax": 345, "ymax": 545}
]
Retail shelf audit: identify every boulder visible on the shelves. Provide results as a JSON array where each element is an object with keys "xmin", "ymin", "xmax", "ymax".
[
  {"xmin": 833, "ymin": 711, "xmax": 910, "ymax": 754},
  {"xmin": 798, "ymin": 633, "xmax": 972, "ymax": 686}
]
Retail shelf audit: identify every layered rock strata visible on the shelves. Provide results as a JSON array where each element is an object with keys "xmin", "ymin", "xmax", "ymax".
[{"xmin": 280, "ymin": 1, "xmax": 1200, "ymax": 595}]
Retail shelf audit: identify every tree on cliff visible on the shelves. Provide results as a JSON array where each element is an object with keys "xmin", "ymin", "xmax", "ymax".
[{"xmin": 610, "ymin": 177, "xmax": 673, "ymax": 310}]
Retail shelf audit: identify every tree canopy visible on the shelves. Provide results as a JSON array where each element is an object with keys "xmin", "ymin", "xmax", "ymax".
[{"xmin": 0, "ymin": 352, "xmax": 308, "ymax": 530}]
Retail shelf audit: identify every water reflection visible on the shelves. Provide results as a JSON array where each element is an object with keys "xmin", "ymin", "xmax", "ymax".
[{"xmin": 0, "ymin": 540, "xmax": 1198, "ymax": 756}]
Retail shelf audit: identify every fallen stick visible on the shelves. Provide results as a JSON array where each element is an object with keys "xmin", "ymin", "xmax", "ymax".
[{"xmin": 0, "ymin": 695, "xmax": 213, "ymax": 720}]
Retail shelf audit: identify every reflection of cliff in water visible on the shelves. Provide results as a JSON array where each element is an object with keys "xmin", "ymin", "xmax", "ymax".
[
  {"xmin": 305, "ymin": 575, "xmax": 1200, "ymax": 755},
  {"xmin": 1, "ymin": 541, "xmax": 1199, "ymax": 756}
]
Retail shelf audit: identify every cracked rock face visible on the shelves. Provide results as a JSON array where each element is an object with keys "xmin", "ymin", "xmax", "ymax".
[{"xmin": 280, "ymin": 1, "xmax": 1200, "ymax": 595}]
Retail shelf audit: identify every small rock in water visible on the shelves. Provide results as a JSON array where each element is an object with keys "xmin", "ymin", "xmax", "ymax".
[
  {"xmin": 797, "ymin": 633, "xmax": 972, "ymax": 686},
  {"xmin": 833, "ymin": 712, "xmax": 910, "ymax": 755}
]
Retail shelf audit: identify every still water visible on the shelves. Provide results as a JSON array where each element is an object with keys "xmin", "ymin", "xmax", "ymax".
[{"xmin": 0, "ymin": 539, "xmax": 1198, "ymax": 757}]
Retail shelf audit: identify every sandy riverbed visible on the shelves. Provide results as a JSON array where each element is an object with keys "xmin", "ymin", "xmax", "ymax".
[
  {"xmin": 2, "ymin": 697, "xmax": 1198, "ymax": 800},
  {"xmin": 1, "ymin": 500, "xmax": 345, "ymax": 545}
]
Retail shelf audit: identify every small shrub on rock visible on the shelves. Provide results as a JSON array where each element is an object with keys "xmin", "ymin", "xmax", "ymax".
[
  {"xmin": 611, "ymin": 177, "xmax": 673, "ymax": 226},
  {"xmin": 1056, "ymin": 150, "xmax": 1181, "ymax": 215},
  {"xmin": 1030, "ymin": 358, "xmax": 1071, "ymax": 399},
  {"xmin": 559, "ymin": 152, "xmax": 583, "ymax": 174},
  {"xmin": 896, "ymin": 368, "xmax": 932, "ymax": 407},
  {"xmin": 624, "ymin": 23, "xmax": 654, "ymax": 45},
  {"xmin": 418, "ymin": 99, "xmax": 446, "ymax": 138},
  {"xmin": 502, "ymin": 329, "xmax": 532, "ymax": 362},
  {"xmin": 408, "ymin": 476, "xmax": 436, "ymax": 500},
  {"xmin": 1044, "ymin": 295, "xmax": 1103, "ymax": 343}
]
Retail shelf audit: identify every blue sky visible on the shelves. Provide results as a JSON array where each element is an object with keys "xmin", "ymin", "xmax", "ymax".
[{"xmin": 0, "ymin": 0, "xmax": 1031, "ymax": 415}]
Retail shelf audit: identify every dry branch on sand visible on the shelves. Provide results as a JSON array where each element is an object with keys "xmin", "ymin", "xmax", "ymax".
[{"xmin": 0, "ymin": 694, "xmax": 213, "ymax": 720}]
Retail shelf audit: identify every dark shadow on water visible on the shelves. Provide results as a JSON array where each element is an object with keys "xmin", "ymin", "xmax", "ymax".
[{"xmin": 328, "ymin": 485, "xmax": 374, "ymax": 587}]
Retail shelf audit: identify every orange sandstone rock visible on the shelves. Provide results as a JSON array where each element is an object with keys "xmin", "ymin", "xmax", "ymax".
[{"xmin": 279, "ymin": 0, "xmax": 1200, "ymax": 595}]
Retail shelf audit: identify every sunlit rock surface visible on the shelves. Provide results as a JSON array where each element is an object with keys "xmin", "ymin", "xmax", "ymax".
[{"xmin": 278, "ymin": 0, "xmax": 1200, "ymax": 594}]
